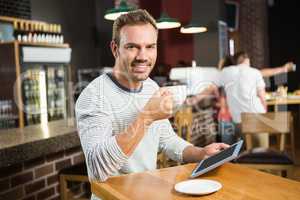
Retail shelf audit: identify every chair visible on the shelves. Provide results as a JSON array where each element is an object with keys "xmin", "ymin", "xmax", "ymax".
[
  {"xmin": 59, "ymin": 162, "xmax": 90, "ymax": 200},
  {"xmin": 235, "ymin": 112, "xmax": 295, "ymax": 178},
  {"xmin": 157, "ymin": 106, "xmax": 193, "ymax": 168},
  {"xmin": 174, "ymin": 106, "xmax": 193, "ymax": 142}
]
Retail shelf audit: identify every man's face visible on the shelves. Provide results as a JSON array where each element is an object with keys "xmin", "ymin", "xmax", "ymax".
[{"xmin": 111, "ymin": 23, "xmax": 158, "ymax": 83}]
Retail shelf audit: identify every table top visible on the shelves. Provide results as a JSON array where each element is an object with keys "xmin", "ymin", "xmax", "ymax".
[
  {"xmin": 267, "ymin": 97, "xmax": 300, "ymax": 105},
  {"xmin": 92, "ymin": 163, "xmax": 300, "ymax": 200}
]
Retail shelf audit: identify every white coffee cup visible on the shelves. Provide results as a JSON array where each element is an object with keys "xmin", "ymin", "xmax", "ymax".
[
  {"xmin": 292, "ymin": 64, "xmax": 297, "ymax": 71},
  {"xmin": 163, "ymin": 85, "xmax": 187, "ymax": 113}
]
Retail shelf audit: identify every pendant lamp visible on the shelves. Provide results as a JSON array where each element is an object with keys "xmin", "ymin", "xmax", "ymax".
[
  {"xmin": 156, "ymin": 12, "xmax": 181, "ymax": 29},
  {"xmin": 104, "ymin": 0, "xmax": 135, "ymax": 21},
  {"xmin": 180, "ymin": 22, "xmax": 207, "ymax": 34}
]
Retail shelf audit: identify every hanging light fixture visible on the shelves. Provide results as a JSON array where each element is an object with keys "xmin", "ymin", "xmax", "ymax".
[
  {"xmin": 180, "ymin": 22, "xmax": 207, "ymax": 34},
  {"xmin": 104, "ymin": 0, "xmax": 135, "ymax": 21},
  {"xmin": 156, "ymin": 12, "xmax": 181, "ymax": 29}
]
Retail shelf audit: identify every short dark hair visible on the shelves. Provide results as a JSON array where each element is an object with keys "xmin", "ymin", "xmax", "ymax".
[
  {"xmin": 220, "ymin": 55, "xmax": 234, "ymax": 69},
  {"xmin": 112, "ymin": 9, "xmax": 158, "ymax": 45},
  {"xmin": 233, "ymin": 51, "xmax": 249, "ymax": 65}
]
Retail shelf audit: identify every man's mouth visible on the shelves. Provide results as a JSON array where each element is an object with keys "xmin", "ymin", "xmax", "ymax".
[
  {"xmin": 132, "ymin": 62, "xmax": 151, "ymax": 73},
  {"xmin": 132, "ymin": 65, "xmax": 148, "ymax": 73}
]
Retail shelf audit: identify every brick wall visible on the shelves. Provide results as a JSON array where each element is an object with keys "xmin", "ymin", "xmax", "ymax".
[
  {"xmin": 239, "ymin": 0, "xmax": 269, "ymax": 68},
  {"xmin": 0, "ymin": 147, "xmax": 87, "ymax": 200},
  {"xmin": 0, "ymin": 0, "xmax": 31, "ymax": 19}
]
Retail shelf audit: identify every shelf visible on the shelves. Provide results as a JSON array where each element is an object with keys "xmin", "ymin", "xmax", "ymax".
[
  {"xmin": 0, "ymin": 40, "xmax": 69, "ymax": 48},
  {"xmin": 19, "ymin": 41, "xmax": 69, "ymax": 48},
  {"xmin": 0, "ymin": 16, "xmax": 49, "ymax": 25}
]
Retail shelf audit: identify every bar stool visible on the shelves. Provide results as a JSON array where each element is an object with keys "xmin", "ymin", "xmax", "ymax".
[{"xmin": 59, "ymin": 162, "xmax": 90, "ymax": 200}]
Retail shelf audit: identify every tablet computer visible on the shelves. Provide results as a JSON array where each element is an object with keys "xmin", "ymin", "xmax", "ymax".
[{"xmin": 190, "ymin": 140, "xmax": 243, "ymax": 178}]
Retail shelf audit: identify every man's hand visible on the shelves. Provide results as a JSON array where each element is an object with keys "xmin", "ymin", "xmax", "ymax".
[
  {"xmin": 202, "ymin": 143, "xmax": 230, "ymax": 157},
  {"xmin": 201, "ymin": 84, "xmax": 220, "ymax": 99},
  {"xmin": 282, "ymin": 62, "xmax": 295, "ymax": 72},
  {"xmin": 141, "ymin": 88, "xmax": 174, "ymax": 123},
  {"xmin": 183, "ymin": 143, "xmax": 230, "ymax": 163}
]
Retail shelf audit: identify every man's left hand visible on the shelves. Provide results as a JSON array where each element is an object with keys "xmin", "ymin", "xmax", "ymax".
[{"xmin": 203, "ymin": 143, "xmax": 230, "ymax": 157}]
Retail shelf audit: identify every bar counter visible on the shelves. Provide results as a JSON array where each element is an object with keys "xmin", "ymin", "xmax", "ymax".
[{"xmin": 0, "ymin": 119, "xmax": 80, "ymax": 168}]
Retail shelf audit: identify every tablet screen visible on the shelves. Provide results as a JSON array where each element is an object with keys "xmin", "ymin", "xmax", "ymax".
[
  {"xmin": 191, "ymin": 140, "xmax": 243, "ymax": 177},
  {"xmin": 194, "ymin": 143, "xmax": 238, "ymax": 172}
]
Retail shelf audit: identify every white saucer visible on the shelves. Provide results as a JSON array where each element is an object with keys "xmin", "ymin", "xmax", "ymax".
[{"xmin": 174, "ymin": 179, "xmax": 222, "ymax": 195}]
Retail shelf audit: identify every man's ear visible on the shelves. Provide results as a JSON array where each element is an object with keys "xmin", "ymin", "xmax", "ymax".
[{"xmin": 110, "ymin": 40, "xmax": 119, "ymax": 58}]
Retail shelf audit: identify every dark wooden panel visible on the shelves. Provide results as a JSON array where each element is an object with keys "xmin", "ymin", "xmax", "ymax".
[
  {"xmin": 0, "ymin": 43, "xmax": 19, "ymax": 120},
  {"xmin": 0, "ymin": 43, "xmax": 17, "ymax": 98}
]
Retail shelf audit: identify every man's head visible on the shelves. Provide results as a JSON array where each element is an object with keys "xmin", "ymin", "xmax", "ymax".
[
  {"xmin": 218, "ymin": 55, "xmax": 233, "ymax": 69},
  {"xmin": 111, "ymin": 9, "xmax": 158, "ymax": 87},
  {"xmin": 233, "ymin": 51, "xmax": 250, "ymax": 66}
]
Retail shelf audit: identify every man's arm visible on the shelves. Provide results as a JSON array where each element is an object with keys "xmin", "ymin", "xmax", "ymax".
[
  {"xmin": 116, "ymin": 113, "xmax": 153, "ymax": 156},
  {"xmin": 76, "ymin": 87, "xmax": 173, "ymax": 181},
  {"xmin": 116, "ymin": 88, "xmax": 174, "ymax": 156},
  {"xmin": 260, "ymin": 62, "xmax": 294, "ymax": 77},
  {"xmin": 185, "ymin": 84, "xmax": 219, "ymax": 106},
  {"xmin": 257, "ymin": 88, "xmax": 267, "ymax": 111}
]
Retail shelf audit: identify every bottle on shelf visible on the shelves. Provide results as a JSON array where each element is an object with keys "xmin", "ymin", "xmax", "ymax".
[
  {"xmin": 13, "ymin": 19, "xmax": 64, "ymax": 45},
  {"xmin": 0, "ymin": 100, "xmax": 17, "ymax": 129}
]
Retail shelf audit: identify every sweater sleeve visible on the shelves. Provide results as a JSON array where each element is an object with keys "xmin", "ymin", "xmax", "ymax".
[
  {"xmin": 158, "ymin": 119, "xmax": 193, "ymax": 162},
  {"xmin": 75, "ymin": 82, "xmax": 128, "ymax": 182}
]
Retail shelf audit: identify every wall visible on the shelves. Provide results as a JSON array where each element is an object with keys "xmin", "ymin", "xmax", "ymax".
[
  {"xmin": 268, "ymin": 0, "xmax": 299, "ymax": 91},
  {"xmin": 0, "ymin": 0, "xmax": 31, "ymax": 19},
  {"xmin": 0, "ymin": 147, "xmax": 86, "ymax": 200},
  {"xmin": 139, "ymin": 0, "xmax": 194, "ymax": 76},
  {"xmin": 157, "ymin": 0, "xmax": 194, "ymax": 67},
  {"xmin": 31, "ymin": 0, "xmax": 100, "ymax": 77},
  {"xmin": 94, "ymin": 0, "xmax": 115, "ymax": 67},
  {"xmin": 239, "ymin": 0, "xmax": 269, "ymax": 68},
  {"xmin": 193, "ymin": 0, "xmax": 226, "ymax": 67}
]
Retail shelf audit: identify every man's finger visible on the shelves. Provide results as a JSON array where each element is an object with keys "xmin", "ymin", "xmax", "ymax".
[{"xmin": 218, "ymin": 143, "xmax": 230, "ymax": 149}]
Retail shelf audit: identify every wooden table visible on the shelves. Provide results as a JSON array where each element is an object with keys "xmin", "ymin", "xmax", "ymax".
[
  {"xmin": 92, "ymin": 163, "xmax": 300, "ymax": 200},
  {"xmin": 267, "ymin": 97, "xmax": 300, "ymax": 111}
]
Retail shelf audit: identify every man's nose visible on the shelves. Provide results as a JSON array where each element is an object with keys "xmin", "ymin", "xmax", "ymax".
[{"xmin": 136, "ymin": 48, "xmax": 147, "ymax": 61}]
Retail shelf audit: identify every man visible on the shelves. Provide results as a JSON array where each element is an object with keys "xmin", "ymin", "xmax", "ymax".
[
  {"xmin": 220, "ymin": 51, "xmax": 268, "ymax": 146},
  {"xmin": 221, "ymin": 51, "xmax": 267, "ymax": 123},
  {"xmin": 76, "ymin": 10, "xmax": 228, "ymax": 200}
]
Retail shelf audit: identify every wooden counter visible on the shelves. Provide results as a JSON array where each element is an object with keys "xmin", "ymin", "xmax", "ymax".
[
  {"xmin": 92, "ymin": 163, "xmax": 300, "ymax": 200},
  {"xmin": 267, "ymin": 97, "xmax": 300, "ymax": 106}
]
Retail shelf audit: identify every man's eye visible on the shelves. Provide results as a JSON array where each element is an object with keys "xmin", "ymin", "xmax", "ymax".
[
  {"xmin": 127, "ymin": 46, "xmax": 135, "ymax": 49},
  {"xmin": 147, "ymin": 45, "xmax": 156, "ymax": 49}
]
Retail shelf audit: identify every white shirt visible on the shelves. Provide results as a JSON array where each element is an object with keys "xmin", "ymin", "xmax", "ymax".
[
  {"xmin": 220, "ymin": 64, "xmax": 266, "ymax": 123},
  {"xmin": 75, "ymin": 73, "xmax": 192, "ymax": 200}
]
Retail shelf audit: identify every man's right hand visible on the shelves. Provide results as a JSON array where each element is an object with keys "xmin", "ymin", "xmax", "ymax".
[
  {"xmin": 141, "ymin": 88, "xmax": 174, "ymax": 123},
  {"xmin": 282, "ymin": 62, "xmax": 295, "ymax": 72}
]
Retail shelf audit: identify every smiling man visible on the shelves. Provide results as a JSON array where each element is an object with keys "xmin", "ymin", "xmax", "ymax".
[
  {"xmin": 75, "ymin": 9, "xmax": 228, "ymax": 200},
  {"xmin": 110, "ymin": 13, "xmax": 157, "ymax": 89}
]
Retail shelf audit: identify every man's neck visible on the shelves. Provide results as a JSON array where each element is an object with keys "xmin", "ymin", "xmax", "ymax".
[
  {"xmin": 112, "ymin": 69, "xmax": 142, "ymax": 90},
  {"xmin": 238, "ymin": 62, "xmax": 250, "ymax": 67}
]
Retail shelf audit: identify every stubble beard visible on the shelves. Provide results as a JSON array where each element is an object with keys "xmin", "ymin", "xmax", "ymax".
[{"xmin": 127, "ymin": 61, "xmax": 153, "ymax": 82}]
